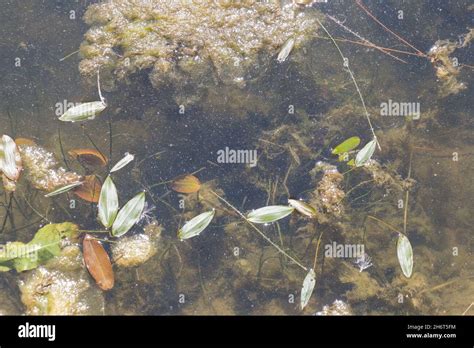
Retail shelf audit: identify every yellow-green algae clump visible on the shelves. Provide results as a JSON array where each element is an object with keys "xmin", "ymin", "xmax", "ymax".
[{"xmin": 79, "ymin": 0, "xmax": 318, "ymax": 105}]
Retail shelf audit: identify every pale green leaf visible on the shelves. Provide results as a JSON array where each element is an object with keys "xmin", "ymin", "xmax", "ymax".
[
  {"xmin": 0, "ymin": 135, "xmax": 22, "ymax": 181},
  {"xmin": 98, "ymin": 176, "xmax": 119, "ymax": 229},
  {"xmin": 247, "ymin": 205, "xmax": 294, "ymax": 224},
  {"xmin": 355, "ymin": 138, "xmax": 377, "ymax": 167},
  {"xmin": 397, "ymin": 234, "xmax": 413, "ymax": 278},
  {"xmin": 301, "ymin": 268, "xmax": 316, "ymax": 310},
  {"xmin": 58, "ymin": 101, "xmax": 106, "ymax": 122},
  {"xmin": 111, "ymin": 192, "xmax": 146, "ymax": 237},
  {"xmin": 178, "ymin": 210, "xmax": 215, "ymax": 240},
  {"xmin": 332, "ymin": 136, "xmax": 361, "ymax": 155},
  {"xmin": 44, "ymin": 181, "xmax": 83, "ymax": 197},
  {"xmin": 288, "ymin": 199, "xmax": 317, "ymax": 219},
  {"xmin": 110, "ymin": 152, "xmax": 134, "ymax": 173}
]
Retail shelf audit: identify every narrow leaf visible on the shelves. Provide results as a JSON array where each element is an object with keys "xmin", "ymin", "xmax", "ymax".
[
  {"xmin": 110, "ymin": 152, "xmax": 134, "ymax": 173},
  {"xmin": 58, "ymin": 101, "xmax": 106, "ymax": 122},
  {"xmin": 277, "ymin": 37, "xmax": 295, "ymax": 63},
  {"xmin": 111, "ymin": 192, "xmax": 146, "ymax": 237},
  {"xmin": 397, "ymin": 234, "xmax": 413, "ymax": 278},
  {"xmin": 83, "ymin": 234, "xmax": 114, "ymax": 290},
  {"xmin": 44, "ymin": 181, "xmax": 83, "ymax": 197},
  {"xmin": 332, "ymin": 136, "xmax": 361, "ymax": 155},
  {"xmin": 288, "ymin": 199, "xmax": 317, "ymax": 219},
  {"xmin": 0, "ymin": 135, "xmax": 22, "ymax": 181},
  {"xmin": 355, "ymin": 138, "xmax": 377, "ymax": 167},
  {"xmin": 178, "ymin": 210, "xmax": 215, "ymax": 241},
  {"xmin": 171, "ymin": 174, "xmax": 201, "ymax": 193},
  {"xmin": 98, "ymin": 176, "xmax": 119, "ymax": 229},
  {"xmin": 301, "ymin": 268, "xmax": 316, "ymax": 310},
  {"xmin": 247, "ymin": 205, "xmax": 294, "ymax": 224}
]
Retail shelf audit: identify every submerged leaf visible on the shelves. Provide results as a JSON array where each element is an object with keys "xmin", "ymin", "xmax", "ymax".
[
  {"xmin": 44, "ymin": 181, "xmax": 83, "ymax": 197},
  {"xmin": 277, "ymin": 37, "xmax": 295, "ymax": 63},
  {"xmin": 0, "ymin": 135, "xmax": 22, "ymax": 181},
  {"xmin": 83, "ymin": 234, "xmax": 114, "ymax": 291},
  {"xmin": 288, "ymin": 199, "xmax": 317, "ymax": 219},
  {"xmin": 15, "ymin": 138, "xmax": 36, "ymax": 146},
  {"xmin": 178, "ymin": 210, "xmax": 215, "ymax": 240},
  {"xmin": 73, "ymin": 175, "xmax": 101, "ymax": 203},
  {"xmin": 247, "ymin": 205, "xmax": 294, "ymax": 224},
  {"xmin": 355, "ymin": 138, "xmax": 377, "ymax": 167},
  {"xmin": 111, "ymin": 192, "xmax": 146, "ymax": 237},
  {"xmin": 110, "ymin": 152, "xmax": 134, "ymax": 173},
  {"xmin": 171, "ymin": 174, "xmax": 201, "ymax": 193},
  {"xmin": 332, "ymin": 136, "xmax": 361, "ymax": 155},
  {"xmin": 301, "ymin": 268, "xmax": 316, "ymax": 310},
  {"xmin": 58, "ymin": 101, "xmax": 106, "ymax": 122},
  {"xmin": 68, "ymin": 148, "xmax": 108, "ymax": 166},
  {"xmin": 397, "ymin": 234, "xmax": 413, "ymax": 278},
  {"xmin": 98, "ymin": 176, "xmax": 119, "ymax": 229},
  {"xmin": 0, "ymin": 222, "xmax": 78, "ymax": 272}
]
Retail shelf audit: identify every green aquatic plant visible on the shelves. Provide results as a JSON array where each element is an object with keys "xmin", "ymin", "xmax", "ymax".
[
  {"xmin": 246, "ymin": 205, "xmax": 295, "ymax": 224},
  {"xmin": 397, "ymin": 234, "xmax": 413, "ymax": 278},
  {"xmin": 0, "ymin": 223, "xmax": 78, "ymax": 272},
  {"xmin": 110, "ymin": 152, "xmax": 135, "ymax": 173},
  {"xmin": 98, "ymin": 176, "xmax": 119, "ymax": 229},
  {"xmin": 300, "ymin": 268, "xmax": 316, "ymax": 310},
  {"xmin": 178, "ymin": 210, "xmax": 215, "ymax": 241},
  {"xmin": 355, "ymin": 138, "xmax": 377, "ymax": 167},
  {"xmin": 44, "ymin": 181, "xmax": 84, "ymax": 197},
  {"xmin": 331, "ymin": 136, "xmax": 361, "ymax": 156},
  {"xmin": 112, "ymin": 192, "xmax": 146, "ymax": 237}
]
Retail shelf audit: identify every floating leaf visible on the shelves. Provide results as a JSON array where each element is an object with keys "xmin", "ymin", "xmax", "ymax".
[
  {"xmin": 332, "ymin": 136, "xmax": 361, "ymax": 155},
  {"xmin": 355, "ymin": 138, "xmax": 377, "ymax": 167},
  {"xmin": 301, "ymin": 268, "xmax": 316, "ymax": 310},
  {"xmin": 171, "ymin": 174, "xmax": 201, "ymax": 194},
  {"xmin": 58, "ymin": 101, "xmax": 107, "ymax": 122},
  {"xmin": 83, "ymin": 234, "xmax": 114, "ymax": 291},
  {"xmin": 0, "ymin": 135, "xmax": 22, "ymax": 181},
  {"xmin": 347, "ymin": 159, "xmax": 355, "ymax": 167},
  {"xmin": 0, "ymin": 222, "xmax": 78, "ymax": 272},
  {"xmin": 73, "ymin": 175, "xmax": 101, "ymax": 203},
  {"xmin": 110, "ymin": 152, "xmax": 134, "ymax": 173},
  {"xmin": 44, "ymin": 181, "xmax": 83, "ymax": 197},
  {"xmin": 288, "ymin": 199, "xmax": 317, "ymax": 219},
  {"xmin": 68, "ymin": 148, "xmax": 108, "ymax": 166},
  {"xmin": 397, "ymin": 234, "xmax": 413, "ymax": 278},
  {"xmin": 246, "ymin": 205, "xmax": 294, "ymax": 224},
  {"xmin": 98, "ymin": 176, "xmax": 119, "ymax": 229},
  {"xmin": 178, "ymin": 210, "xmax": 215, "ymax": 240},
  {"xmin": 277, "ymin": 37, "xmax": 295, "ymax": 63},
  {"xmin": 111, "ymin": 192, "xmax": 146, "ymax": 237}
]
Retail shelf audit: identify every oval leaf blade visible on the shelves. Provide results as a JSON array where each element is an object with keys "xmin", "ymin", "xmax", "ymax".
[
  {"xmin": 288, "ymin": 199, "xmax": 317, "ymax": 219},
  {"xmin": 397, "ymin": 234, "xmax": 413, "ymax": 278},
  {"xmin": 110, "ymin": 152, "xmax": 134, "ymax": 173},
  {"xmin": 171, "ymin": 174, "xmax": 201, "ymax": 193},
  {"xmin": 98, "ymin": 176, "xmax": 119, "ymax": 229},
  {"xmin": 45, "ymin": 181, "xmax": 83, "ymax": 197},
  {"xmin": 73, "ymin": 175, "xmax": 101, "ymax": 203},
  {"xmin": 301, "ymin": 268, "xmax": 316, "ymax": 310},
  {"xmin": 332, "ymin": 136, "xmax": 361, "ymax": 155},
  {"xmin": 178, "ymin": 210, "xmax": 215, "ymax": 241},
  {"xmin": 58, "ymin": 101, "xmax": 106, "ymax": 122},
  {"xmin": 355, "ymin": 138, "xmax": 377, "ymax": 167},
  {"xmin": 111, "ymin": 192, "xmax": 146, "ymax": 237},
  {"xmin": 83, "ymin": 234, "xmax": 114, "ymax": 291},
  {"xmin": 0, "ymin": 135, "xmax": 22, "ymax": 181},
  {"xmin": 247, "ymin": 205, "xmax": 294, "ymax": 224},
  {"xmin": 68, "ymin": 148, "xmax": 108, "ymax": 166}
]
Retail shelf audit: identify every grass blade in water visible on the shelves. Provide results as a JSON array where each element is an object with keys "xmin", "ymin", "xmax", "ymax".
[
  {"xmin": 397, "ymin": 234, "xmax": 413, "ymax": 278},
  {"xmin": 247, "ymin": 205, "xmax": 294, "ymax": 224},
  {"xmin": 355, "ymin": 138, "xmax": 377, "ymax": 167},
  {"xmin": 178, "ymin": 210, "xmax": 215, "ymax": 240},
  {"xmin": 45, "ymin": 181, "xmax": 83, "ymax": 197},
  {"xmin": 110, "ymin": 152, "xmax": 134, "ymax": 173},
  {"xmin": 83, "ymin": 234, "xmax": 114, "ymax": 291},
  {"xmin": 111, "ymin": 192, "xmax": 146, "ymax": 237},
  {"xmin": 332, "ymin": 136, "xmax": 361, "ymax": 155},
  {"xmin": 301, "ymin": 268, "xmax": 316, "ymax": 310},
  {"xmin": 98, "ymin": 176, "xmax": 119, "ymax": 229}
]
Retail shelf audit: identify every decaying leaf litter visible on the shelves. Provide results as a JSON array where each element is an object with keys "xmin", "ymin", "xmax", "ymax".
[{"xmin": 0, "ymin": 0, "xmax": 472, "ymax": 315}]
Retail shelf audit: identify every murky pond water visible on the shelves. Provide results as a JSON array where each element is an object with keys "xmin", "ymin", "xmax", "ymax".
[{"xmin": 0, "ymin": 0, "xmax": 472, "ymax": 315}]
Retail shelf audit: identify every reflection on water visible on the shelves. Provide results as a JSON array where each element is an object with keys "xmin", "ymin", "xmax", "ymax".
[{"xmin": 0, "ymin": 0, "xmax": 472, "ymax": 315}]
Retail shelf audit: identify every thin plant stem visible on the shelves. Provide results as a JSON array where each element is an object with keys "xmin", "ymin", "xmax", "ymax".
[
  {"xmin": 403, "ymin": 151, "xmax": 413, "ymax": 235},
  {"xmin": 210, "ymin": 190, "xmax": 307, "ymax": 271},
  {"xmin": 316, "ymin": 18, "xmax": 381, "ymax": 150},
  {"xmin": 312, "ymin": 231, "xmax": 324, "ymax": 270},
  {"xmin": 367, "ymin": 215, "xmax": 402, "ymax": 236}
]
